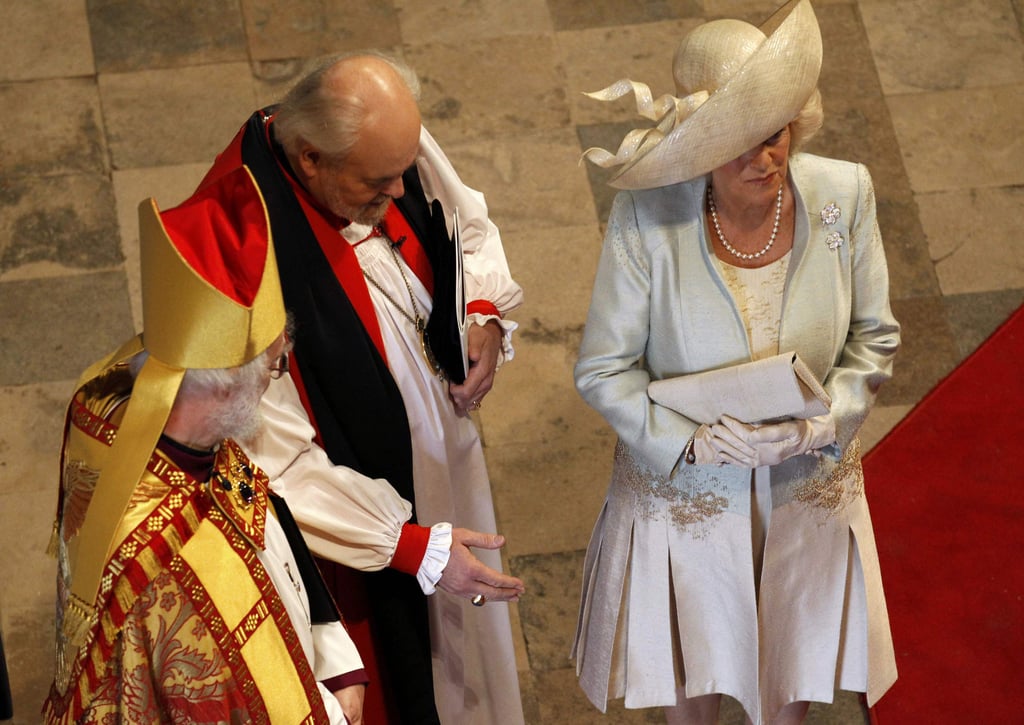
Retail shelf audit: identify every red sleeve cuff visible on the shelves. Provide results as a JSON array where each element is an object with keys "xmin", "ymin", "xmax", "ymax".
[
  {"xmin": 390, "ymin": 522, "xmax": 431, "ymax": 576},
  {"xmin": 467, "ymin": 300, "xmax": 501, "ymax": 318},
  {"xmin": 321, "ymin": 669, "xmax": 369, "ymax": 692}
]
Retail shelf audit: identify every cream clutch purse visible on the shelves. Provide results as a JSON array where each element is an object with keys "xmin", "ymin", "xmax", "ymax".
[{"xmin": 647, "ymin": 352, "xmax": 831, "ymax": 425}]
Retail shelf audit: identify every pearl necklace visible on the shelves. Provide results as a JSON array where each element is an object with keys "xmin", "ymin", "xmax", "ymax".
[{"xmin": 707, "ymin": 182, "xmax": 784, "ymax": 261}]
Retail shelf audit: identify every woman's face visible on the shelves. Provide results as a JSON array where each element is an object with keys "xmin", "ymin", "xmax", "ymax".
[{"xmin": 711, "ymin": 126, "xmax": 792, "ymax": 206}]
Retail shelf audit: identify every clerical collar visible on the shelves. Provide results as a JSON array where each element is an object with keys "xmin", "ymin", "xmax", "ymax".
[{"xmin": 159, "ymin": 434, "xmax": 218, "ymax": 482}]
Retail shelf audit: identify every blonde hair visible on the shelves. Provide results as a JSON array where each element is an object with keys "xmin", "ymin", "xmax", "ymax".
[{"xmin": 789, "ymin": 88, "xmax": 824, "ymax": 152}]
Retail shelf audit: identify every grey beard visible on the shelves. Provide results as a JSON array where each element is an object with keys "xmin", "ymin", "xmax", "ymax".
[{"xmin": 205, "ymin": 385, "xmax": 264, "ymax": 447}]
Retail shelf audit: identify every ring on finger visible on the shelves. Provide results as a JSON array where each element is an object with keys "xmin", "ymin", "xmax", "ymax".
[{"xmin": 471, "ymin": 594, "xmax": 486, "ymax": 607}]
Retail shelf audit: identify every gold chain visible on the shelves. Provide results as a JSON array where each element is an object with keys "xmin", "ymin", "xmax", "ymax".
[{"xmin": 360, "ymin": 231, "xmax": 443, "ymax": 377}]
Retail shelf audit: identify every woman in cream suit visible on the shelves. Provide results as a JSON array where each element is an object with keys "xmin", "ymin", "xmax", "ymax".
[{"xmin": 572, "ymin": 2, "xmax": 900, "ymax": 723}]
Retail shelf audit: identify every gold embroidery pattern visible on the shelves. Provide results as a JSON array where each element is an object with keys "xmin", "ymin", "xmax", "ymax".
[
  {"xmin": 61, "ymin": 458, "xmax": 98, "ymax": 541},
  {"xmin": 235, "ymin": 600, "xmax": 271, "ymax": 647},
  {"xmin": 717, "ymin": 254, "xmax": 789, "ymax": 359},
  {"xmin": 614, "ymin": 441, "xmax": 729, "ymax": 530},
  {"xmin": 794, "ymin": 438, "xmax": 864, "ymax": 515}
]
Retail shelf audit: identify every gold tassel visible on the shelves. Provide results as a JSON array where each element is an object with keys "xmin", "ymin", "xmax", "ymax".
[
  {"xmin": 61, "ymin": 593, "xmax": 96, "ymax": 648},
  {"xmin": 46, "ymin": 520, "xmax": 61, "ymax": 559}
]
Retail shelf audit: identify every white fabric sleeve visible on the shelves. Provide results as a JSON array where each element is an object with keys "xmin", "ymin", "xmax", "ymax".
[
  {"xmin": 313, "ymin": 621, "xmax": 364, "ymax": 681},
  {"xmin": 824, "ymin": 163, "xmax": 901, "ymax": 451},
  {"xmin": 245, "ymin": 375, "xmax": 413, "ymax": 571},
  {"xmin": 314, "ymin": 622, "xmax": 360, "ymax": 725},
  {"xmin": 415, "ymin": 125, "xmax": 523, "ymax": 365}
]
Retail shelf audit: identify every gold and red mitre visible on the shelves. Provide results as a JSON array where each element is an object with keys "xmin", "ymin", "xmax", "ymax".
[{"xmin": 57, "ymin": 165, "xmax": 284, "ymax": 648}]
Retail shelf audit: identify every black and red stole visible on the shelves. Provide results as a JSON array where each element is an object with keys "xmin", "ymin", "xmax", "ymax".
[{"xmin": 200, "ymin": 108, "xmax": 452, "ymax": 724}]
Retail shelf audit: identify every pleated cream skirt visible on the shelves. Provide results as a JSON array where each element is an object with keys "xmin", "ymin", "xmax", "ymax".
[{"xmin": 572, "ymin": 441, "xmax": 897, "ymax": 724}]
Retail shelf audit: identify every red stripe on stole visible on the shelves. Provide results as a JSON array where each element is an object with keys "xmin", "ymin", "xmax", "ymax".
[{"xmin": 381, "ymin": 204, "xmax": 434, "ymax": 296}]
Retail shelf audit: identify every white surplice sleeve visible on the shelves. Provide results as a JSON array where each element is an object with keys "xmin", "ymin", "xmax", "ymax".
[
  {"xmin": 415, "ymin": 126, "xmax": 523, "ymax": 364},
  {"xmin": 246, "ymin": 374, "xmax": 451, "ymax": 588}
]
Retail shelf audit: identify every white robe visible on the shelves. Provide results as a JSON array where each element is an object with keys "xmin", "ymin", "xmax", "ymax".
[{"xmin": 246, "ymin": 127, "xmax": 525, "ymax": 725}]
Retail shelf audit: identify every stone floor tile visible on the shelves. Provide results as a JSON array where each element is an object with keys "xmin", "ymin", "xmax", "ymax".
[
  {"xmin": 482, "ymin": 335, "xmax": 603, "ymax": 446},
  {"xmin": 0, "ymin": 485, "xmax": 60, "ymax": 723},
  {"xmin": 0, "ymin": 382, "xmax": 74, "ymax": 496},
  {"xmin": 815, "ymin": 2, "xmax": 884, "ymax": 101},
  {"xmin": 0, "ymin": 272, "xmax": 133, "ymax": 386},
  {"xmin": 241, "ymin": 0, "xmax": 401, "ymax": 61},
  {"xmin": 873, "ymin": 191, "xmax": 939, "ymax": 303},
  {"xmin": 547, "ymin": 0, "xmax": 700, "ymax": 32},
  {"xmin": 943, "ymin": 288, "xmax": 1024, "ymax": 361},
  {"xmin": 511, "ymin": 549, "xmax": 584, "ymax": 672},
  {"xmin": 253, "ymin": 57, "xmax": 322, "ymax": 108},
  {"xmin": 521, "ymin": 667, "xmax": 666, "ymax": 723},
  {"xmin": 887, "ymin": 85, "xmax": 1024, "ymax": 193},
  {"xmin": 0, "ymin": 0, "xmax": 93, "ymax": 82},
  {"xmin": 500, "ymin": 223, "xmax": 602, "ymax": 330},
  {"xmin": 3, "ymin": 598, "xmax": 55, "ymax": 725},
  {"xmin": 808, "ymin": 93, "xmax": 907, "ymax": 199},
  {"xmin": 394, "ymin": 0, "xmax": 553, "ymax": 43},
  {"xmin": 917, "ymin": 186, "xmax": 1024, "ymax": 297},
  {"xmin": 861, "ymin": 0, "xmax": 1024, "ymax": 95},
  {"xmin": 0, "ymin": 173, "xmax": 120, "ymax": 282},
  {"xmin": 557, "ymin": 19, "xmax": 702, "ymax": 126},
  {"xmin": 86, "ymin": 0, "xmax": 247, "ymax": 73},
  {"xmin": 804, "ymin": 693, "xmax": 871, "ymax": 724},
  {"xmin": 100, "ymin": 64, "xmax": 258, "ymax": 169},
  {"xmin": 860, "ymin": 404, "xmax": 913, "ymax": 453},
  {"xmin": 0, "ymin": 79, "xmax": 106, "ymax": 178},
  {"xmin": 486, "ymin": 431, "xmax": 615, "ymax": 558},
  {"xmin": 405, "ymin": 36, "xmax": 570, "ymax": 143},
  {"xmin": 0, "ymin": 486, "xmax": 57, "ymax": 604},
  {"xmin": 434, "ymin": 130, "xmax": 597, "ymax": 235},
  {"xmin": 881, "ymin": 296, "xmax": 960, "ymax": 406},
  {"xmin": 111, "ymin": 164, "xmax": 212, "ymax": 330},
  {"xmin": 1014, "ymin": 0, "xmax": 1024, "ymax": 35},
  {"xmin": 706, "ymin": 0, "xmax": 856, "ymax": 18}
]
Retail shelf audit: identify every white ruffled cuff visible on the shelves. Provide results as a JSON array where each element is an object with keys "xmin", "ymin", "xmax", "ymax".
[
  {"xmin": 467, "ymin": 312, "xmax": 518, "ymax": 369},
  {"xmin": 416, "ymin": 522, "xmax": 453, "ymax": 595}
]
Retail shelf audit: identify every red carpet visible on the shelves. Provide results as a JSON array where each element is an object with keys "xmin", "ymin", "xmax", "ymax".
[{"xmin": 865, "ymin": 303, "xmax": 1024, "ymax": 722}]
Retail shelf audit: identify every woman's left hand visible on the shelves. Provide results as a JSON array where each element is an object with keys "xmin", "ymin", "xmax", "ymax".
[
  {"xmin": 715, "ymin": 414, "xmax": 836, "ymax": 467},
  {"xmin": 449, "ymin": 320, "xmax": 502, "ymax": 414}
]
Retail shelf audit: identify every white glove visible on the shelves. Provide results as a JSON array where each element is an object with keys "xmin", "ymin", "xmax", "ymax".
[
  {"xmin": 691, "ymin": 423, "xmax": 757, "ymax": 466},
  {"xmin": 714, "ymin": 414, "xmax": 837, "ymax": 467}
]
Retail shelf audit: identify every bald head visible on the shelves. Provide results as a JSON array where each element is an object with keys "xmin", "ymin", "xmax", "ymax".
[
  {"xmin": 274, "ymin": 53, "xmax": 423, "ymax": 223},
  {"xmin": 324, "ymin": 55, "xmax": 420, "ymax": 137},
  {"xmin": 274, "ymin": 52, "xmax": 422, "ymax": 163}
]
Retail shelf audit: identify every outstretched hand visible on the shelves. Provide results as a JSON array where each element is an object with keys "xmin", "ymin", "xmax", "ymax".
[
  {"xmin": 449, "ymin": 321, "xmax": 503, "ymax": 415},
  {"xmin": 437, "ymin": 527, "xmax": 525, "ymax": 602}
]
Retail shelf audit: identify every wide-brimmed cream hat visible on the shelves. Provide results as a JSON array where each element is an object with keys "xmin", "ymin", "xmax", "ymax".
[{"xmin": 583, "ymin": 0, "xmax": 822, "ymax": 189}]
